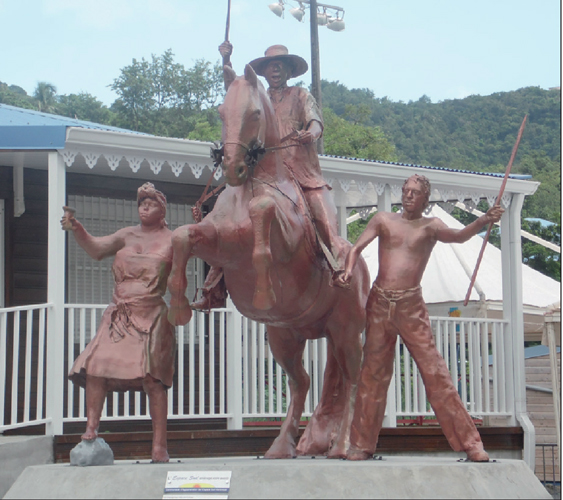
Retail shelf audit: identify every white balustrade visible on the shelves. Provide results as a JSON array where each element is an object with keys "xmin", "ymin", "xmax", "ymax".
[
  {"xmin": 0, "ymin": 303, "xmax": 513, "ymax": 433},
  {"xmin": 0, "ymin": 304, "xmax": 51, "ymax": 431}
]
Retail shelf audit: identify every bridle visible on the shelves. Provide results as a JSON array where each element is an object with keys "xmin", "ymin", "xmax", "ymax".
[{"xmin": 211, "ymin": 130, "xmax": 301, "ymax": 172}]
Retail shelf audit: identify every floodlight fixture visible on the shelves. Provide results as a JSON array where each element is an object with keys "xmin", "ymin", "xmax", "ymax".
[
  {"xmin": 269, "ymin": 1, "xmax": 284, "ymax": 17},
  {"xmin": 317, "ymin": 7, "xmax": 328, "ymax": 25},
  {"xmin": 290, "ymin": 3, "xmax": 306, "ymax": 22},
  {"xmin": 327, "ymin": 11, "xmax": 345, "ymax": 31}
]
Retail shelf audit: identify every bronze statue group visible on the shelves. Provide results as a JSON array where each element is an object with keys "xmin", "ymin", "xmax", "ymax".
[{"xmin": 62, "ymin": 43, "xmax": 502, "ymax": 464}]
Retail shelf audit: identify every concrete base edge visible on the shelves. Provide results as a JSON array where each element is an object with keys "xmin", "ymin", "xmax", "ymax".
[{"xmin": 4, "ymin": 455, "xmax": 552, "ymax": 499}]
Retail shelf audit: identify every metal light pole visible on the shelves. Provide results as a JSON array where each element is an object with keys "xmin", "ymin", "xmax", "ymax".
[
  {"xmin": 308, "ymin": 0, "xmax": 324, "ymax": 153},
  {"xmin": 268, "ymin": 1, "xmax": 345, "ymax": 154}
]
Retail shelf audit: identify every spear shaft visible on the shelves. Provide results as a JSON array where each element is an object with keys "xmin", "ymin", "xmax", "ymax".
[
  {"xmin": 463, "ymin": 114, "xmax": 528, "ymax": 306},
  {"xmin": 225, "ymin": 0, "xmax": 231, "ymax": 42}
]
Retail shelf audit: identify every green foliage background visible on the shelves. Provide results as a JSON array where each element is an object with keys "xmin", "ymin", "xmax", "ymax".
[{"xmin": 1, "ymin": 50, "xmax": 559, "ymax": 280}]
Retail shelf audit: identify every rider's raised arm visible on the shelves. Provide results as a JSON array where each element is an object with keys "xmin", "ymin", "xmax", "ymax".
[
  {"xmin": 219, "ymin": 41, "xmax": 233, "ymax": 68},
  {"xmin": 219, "ymin": 41, "xmax": 234, "ymax": 90},
  {"xmin": 434, "ymin": 205, "xmax": 504, "ymax": 244}
]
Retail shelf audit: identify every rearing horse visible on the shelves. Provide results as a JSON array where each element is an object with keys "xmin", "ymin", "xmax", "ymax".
[{"xmin": 168, "ymin": 64, "xmax": 370, "ymax": 458}]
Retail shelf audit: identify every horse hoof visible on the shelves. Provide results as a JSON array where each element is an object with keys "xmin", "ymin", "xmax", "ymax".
[
  {"xmin": 264, "ymin": 435, "xmax": 297, "ymax": 459},
  {"xmin": 326, "ymin": 448, "xmax": 346, "ymax": 459},
  {"xmin": 263, "ymin": 450, "xmax": 296, "ymax": 459}
]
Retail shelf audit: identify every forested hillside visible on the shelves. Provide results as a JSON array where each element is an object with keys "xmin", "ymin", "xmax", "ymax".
[
  {"xmin": 1, "ymin": 50, "xmax": 559, "ymax": 278},
  {"xmin": 321, "ymin": 82, "xmax": 561, "ymax": 172}
]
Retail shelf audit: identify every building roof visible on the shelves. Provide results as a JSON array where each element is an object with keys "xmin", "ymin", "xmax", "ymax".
[
  {"xmin": 0, "ymin": 103, "xmax": 148, "ymax": 149},
  {"xmin": 320, "ymin": 154, "xmax": 533, "ymax": 181}
]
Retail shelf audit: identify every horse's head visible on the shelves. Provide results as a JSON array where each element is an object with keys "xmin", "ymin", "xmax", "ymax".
[{"xmin": 219, "ymin": 64, "xmax": 278, "ymax": 187}]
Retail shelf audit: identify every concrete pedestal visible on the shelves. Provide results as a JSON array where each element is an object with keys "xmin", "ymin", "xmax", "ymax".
[{"xmin": 4, "ymin": 455, "xmax": 551, "ymax": 499}]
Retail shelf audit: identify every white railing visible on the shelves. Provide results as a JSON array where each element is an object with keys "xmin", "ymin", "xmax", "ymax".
[
  {"xmin": 238, "ymin": 315, "xmax": 328, "ymax": 419},
  {"xmin": 394, "ymin": 317, "xmax": 511, "ymax": 419},
  {"xmin": 64, "ymin": 305, "xmax": 231, "ymax": 422},
  {"xmin": 0, "ymin": 303, "xmax": 52, "ymax": 431},
  {"xmin": 1, "ymin": 303, "xmax": 513, "ymax": 433},
  {"xmin": 63, "ymin": 305, "xmax": 328, "ymax": 424}
]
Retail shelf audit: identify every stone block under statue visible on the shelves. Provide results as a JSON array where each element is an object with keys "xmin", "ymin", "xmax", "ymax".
[
  {"xmin": 69, "ymin": 438, "xmax": 114, "ymax": 467},
  {"xmin": 4, "ymin": 456, "xmax": 551, "ymax": 499}
]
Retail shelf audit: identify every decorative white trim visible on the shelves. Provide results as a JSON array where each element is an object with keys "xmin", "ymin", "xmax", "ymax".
[
  {"xmin": 470, "ymin": 192, "xmax": 481, "ymax": 205},
  {"xmin": 338, "ymin": 178, "xmax": 351, "ymax": 192},
  {"xmin": 83, "ymin": 152, "xmax": 100, "ymax": 170},
  {"xmin": 169, "ymin": 161, "xmax": 185, "ymax": 177},
  {"xmin": 357, "ymin": 180, "xmax": 369, "ymax": 195},
  {"xmin": 61, "ymin": 150, "xmax": 78, "ymax": 167},
  {"xmin": 106, "ymin": 154, "xmax": 122, "ymax": 171},
  {"xmin": 55, "ymin": 139, "xmax": 527, "ymax": 213},
  {"xmin": 390, "ymin": 183, "xmax": 402, "ymax": 198},
  {"xmin": 125, "ymin": 156, "xmax": 143, "ymax": 173},
  {"xmin": 148, "ymin": 158, "xmax": 164, "ymax": 175},
  {"xmin": 189, "ymin": 163, "xmax": 205, "ymax": 179},
  {"xmin": 440, "ymin": 189, "xmax": 453, "ymax": 203},
  {"xmin": 213, "ymin": 166, "xmax": 223, "ymax": 181},
  {"xmin": 454, "ymin": 190, "xmax": 465, "ymax": 203}
]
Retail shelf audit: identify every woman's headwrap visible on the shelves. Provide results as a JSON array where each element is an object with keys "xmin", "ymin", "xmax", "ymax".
[{"xmin": 137, "ymin": 182, "xmax": 168, "ymax": 226}]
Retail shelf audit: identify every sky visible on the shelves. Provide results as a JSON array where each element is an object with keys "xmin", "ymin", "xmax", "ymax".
[{"xmin": 0, "ymin": 0, "xmax": 560, "ymax": 106}]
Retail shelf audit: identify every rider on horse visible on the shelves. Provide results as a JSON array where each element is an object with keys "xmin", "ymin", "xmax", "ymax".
[{"xmin": 192, "ymin": 43, "xmax": 342, "ymax": 311}]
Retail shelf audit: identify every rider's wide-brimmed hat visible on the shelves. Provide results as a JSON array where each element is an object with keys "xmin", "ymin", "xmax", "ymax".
[{"xmin": 249, "ymin": 45, "xmax": 308, "ymax": 79}]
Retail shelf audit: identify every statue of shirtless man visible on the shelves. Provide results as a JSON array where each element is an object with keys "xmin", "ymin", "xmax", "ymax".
[
  {"xmin": 334, "ymin": 174, "xmax": 504, "ymax": 462},
  {"xmin": 191, "ymin": 42, "xmax": 341, "ymax": 310}
]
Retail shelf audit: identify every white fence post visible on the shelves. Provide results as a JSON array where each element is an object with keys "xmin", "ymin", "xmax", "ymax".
[
  {"xmin": 502, "ymin": 193, "xmax": 535, "ymax": 468},
  {"xmin": 45, "ymin": 152, "xmax": 66, "ymax": 435},
  {"xmin": 226, "ymin": 299, "xmax": 243, "ymax": 429}
]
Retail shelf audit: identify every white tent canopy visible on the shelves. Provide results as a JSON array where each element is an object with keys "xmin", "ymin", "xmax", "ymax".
[{"xmin": 361, "ymin": 205, "xmax": 561, "ymax": 338}]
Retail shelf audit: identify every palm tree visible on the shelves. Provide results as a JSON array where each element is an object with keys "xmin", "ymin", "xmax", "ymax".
[{"xmin": 33, "ymin": 81, "xmax": 57, "ymax": 112}]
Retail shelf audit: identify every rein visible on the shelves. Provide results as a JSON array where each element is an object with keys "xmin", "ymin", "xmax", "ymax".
[{"xmin": 216, "ymin": 129, "xmax": 302, "ymax": 171}]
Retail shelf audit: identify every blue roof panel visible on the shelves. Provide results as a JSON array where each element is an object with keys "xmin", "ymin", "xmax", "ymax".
[{"xmin": 0, "ymin": 103, "xmax": 148, "ymax": 149}]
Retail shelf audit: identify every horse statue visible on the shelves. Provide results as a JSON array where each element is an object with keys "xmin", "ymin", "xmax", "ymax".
[{"xmin": 168, "ymin": 64, "xmax": 370, "ymax": 459}]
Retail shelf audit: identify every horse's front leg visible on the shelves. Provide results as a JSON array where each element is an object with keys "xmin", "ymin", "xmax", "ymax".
[
  {"xmin": 168, "ymin": 221, "xmax": 217, "ymax": 326},
  {"xmin": 264, "ymin": 326, "xmax": 309, "ymax": 459},
  {"xmin": 248, "ymin": 195, "xmax": 288, "ymax": 310}
]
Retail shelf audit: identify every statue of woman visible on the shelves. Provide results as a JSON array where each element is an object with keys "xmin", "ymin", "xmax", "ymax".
[{"xmin": 62, "ymin": 182, "xmax": 175, "ymax": 463}]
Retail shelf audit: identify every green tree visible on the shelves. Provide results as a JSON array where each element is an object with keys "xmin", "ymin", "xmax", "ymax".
[
  {"xmin": 110, "ymin": 50, "xmax": 224, "ymax": 137},
  {"xmin": 521, "ymin": 220, "xmax": 561, "ymax": 281},
  {"xmin": 186, "ymin": 109, "xmax": 222, "ymax": 142},
  {"xmin": 33, "ymin": 81, "xmax": 57, "ymax": 112},
  {"xmin": 55, "ymin": 92, "xmax": 114, "ymax": 124},
  {"xmin": 322, "ymin": 108, "xmax": 397, "ymax": 161},
  {"xmin": 518, "ymin": 152, "xmax": 561, "ymax": 222},
  {"xmin": 110, "ymin": 57, "xmax": 154, "ymax": 131},
  {"xmin": 0, "ymin": 82, "xmax": 35, "ymax": 109}
]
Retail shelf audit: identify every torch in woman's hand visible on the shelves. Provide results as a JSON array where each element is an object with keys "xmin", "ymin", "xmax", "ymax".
[{"xmin": 61, "ymin": 206, "xmax": 77, "ymax": 231}]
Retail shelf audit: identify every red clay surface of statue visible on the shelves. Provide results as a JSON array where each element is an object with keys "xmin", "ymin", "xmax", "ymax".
[
  {"xmin": 167, "ymin": 64, "xmax": 371, "ymax": 459},
  {"xmin": 191, "ymin": 43, "xmax": 341, "ymax": 311},
  {"xmin": 62, "ymin": 183, "xmax": 175, "ymax": 463},
  {"xmin": 334, "ymin": 174, "xmax": 504, "ymax": 462}
]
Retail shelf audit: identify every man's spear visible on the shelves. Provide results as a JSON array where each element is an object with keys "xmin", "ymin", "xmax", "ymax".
[
  {"xmin": 463, "ymin": 114, "xmax": 528, "ymax": 306},
  {"xmin": 225, "ymin": 0, "xmax": 231, "ymax": 42}
]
